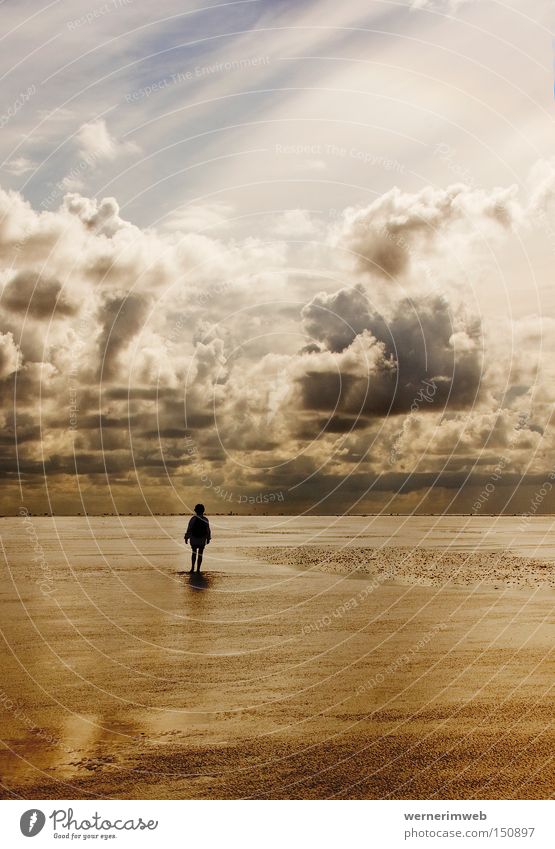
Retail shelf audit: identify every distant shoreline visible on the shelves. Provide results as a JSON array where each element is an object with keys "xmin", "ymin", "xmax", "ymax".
[{"xmin": 2, "ymin": 513, "xmax": 554, "ymax": 518}]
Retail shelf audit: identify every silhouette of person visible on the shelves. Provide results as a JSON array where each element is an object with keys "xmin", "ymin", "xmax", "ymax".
[{"xmin": 184, "ymin": 503, "xmax": 211, "ymax": 573}]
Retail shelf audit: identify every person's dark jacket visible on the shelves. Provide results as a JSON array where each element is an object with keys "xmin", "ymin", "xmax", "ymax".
[{"xmin": 185, "ymin": 514, "xmax": 211, "ymax": 542}]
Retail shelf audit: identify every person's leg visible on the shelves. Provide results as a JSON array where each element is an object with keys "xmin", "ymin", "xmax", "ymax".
[
  {"xmin": 190, "ymin": 546, "xmax": 197, "ymax": 571},
  {"xmin": 196, "ymin": 546, "xmax": 204, "ymax": 572}
]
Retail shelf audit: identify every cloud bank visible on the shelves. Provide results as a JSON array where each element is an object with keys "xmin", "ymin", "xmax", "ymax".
[{"xmin": 0, "ymin": 161, "xmax": 553, "ymax": 514}]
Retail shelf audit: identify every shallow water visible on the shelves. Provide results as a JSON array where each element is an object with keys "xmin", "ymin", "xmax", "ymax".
[
  {"xmin": 227, "ymin": 514, "xmax": 555, "ymax": 559},
  {"xmin": 3, "ymin": 515, "xmax": 555, "ymax": 580}
]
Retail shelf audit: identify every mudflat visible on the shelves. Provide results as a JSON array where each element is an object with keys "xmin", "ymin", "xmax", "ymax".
[{"xmin": 0, "ymin": 516, "xmax": 553, "ymax": 799}]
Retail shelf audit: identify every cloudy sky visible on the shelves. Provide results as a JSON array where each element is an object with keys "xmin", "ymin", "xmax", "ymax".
[{"xmin": 1, "ymin": 0, "xmax": 554, "ymax": 515}]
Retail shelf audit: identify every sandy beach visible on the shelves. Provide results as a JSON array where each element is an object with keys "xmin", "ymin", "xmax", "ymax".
[{"xmin": 0, "ymin": 515, "xmax": 553, "ymax": 799}]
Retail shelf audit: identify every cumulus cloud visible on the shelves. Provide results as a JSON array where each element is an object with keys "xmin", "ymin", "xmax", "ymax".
[
  {"xmin": 299, "ymin": 285, "xmax": 482, "ymax": 422},
  {"xmin": 62, "ymin": 193, "xmax": 127, "ymax": 237},
  {"xmin": 301, "ymin": 284, "xmax": 374, "ymax": 352},
  {"xmin": 0, "ymin": 331, "xmax": 21, "ymax": 379},
  {"xmin": 0, "ymin": 187, "xmax": 39, "ymax": 250},
  {"xmin": 527, "ymin": 158, "xmax": 555, "ymax": 216},
  {"xmin": 0, "ymin": 176, "xmax": 551, "ymax": 513},
  {"xmin": 339, "ymin": 183, "xmax": 520, "ymax": 278},
  {"xmin": 291, "ymin": 330, "xmax": 393, "ymax": 427}
]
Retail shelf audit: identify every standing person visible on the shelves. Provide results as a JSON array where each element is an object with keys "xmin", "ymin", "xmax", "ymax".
[{"xmin": 184, "ymin": 503, "xmax": 211, "ymax": 573}]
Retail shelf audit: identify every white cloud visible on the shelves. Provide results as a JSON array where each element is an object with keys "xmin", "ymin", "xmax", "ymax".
[
  {"xmin": 0, "ymin": 331, "xmax": 21, "ymax": 378},
  {"xmin": 76, "ymin": 118, "xmax": 139, "ymax": 163},
  {"xmin": 527, "ymin": 158, "xmax": 555, "ymax": 215},
  {"xmin": 5, "ymin": 157, "xmax": 36, "ymax": 176},
  {"xmin": 272, "ymin": 209, "xmax": 320, "ymax": 237},
  {"xmin": 61, "ymin": 193, "xmax": 128, "ymax": 237},
  {"xmin": 338, "ymin": 183, "xmax": 521, "ymax": 279},
  {"xmin": 162, "ymin": 202, "xmax": 234, "ymax": 234},
  {"xmin": 410, "ymin": 0, "xmax": 473, "ymax": 10}
]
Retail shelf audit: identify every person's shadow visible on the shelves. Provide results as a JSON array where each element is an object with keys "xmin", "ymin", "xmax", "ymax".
[{"xmin": 188, "ymin": 572, "xmax": 211, "ymax": 590}]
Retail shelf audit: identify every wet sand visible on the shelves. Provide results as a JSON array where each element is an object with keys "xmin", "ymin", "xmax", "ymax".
[{"xmin": 0, "ymin": 516, "xmax": 553, "ymax": 799}]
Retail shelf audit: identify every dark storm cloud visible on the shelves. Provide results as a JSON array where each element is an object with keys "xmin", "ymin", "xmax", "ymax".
[
  {"xmin": 0, "ymin": 458, "xmax": 46, "ymax": 478},
  {"xmin": 297, "ymin": 286, "xmax": 483, "ymax": 428},
  {"xmin": 0, "ymin": 363, "xmax": 68, "ymax": 407},
  {"xmin": 301, "ymin": 284, "xmax": 372, "ymax": 352},
  {"xmin": 0, "ymin": 410, "xmax": 41, "ymax": 445},
  {"xmin": 2, "ymin": 270, "xmax": 78, "ymax": 319},
  {"xmin": 96, "ymin": 292, "xmax": 150, "ymax": 381},
  {"xmin": 282, "ymin": 470, "xmax": 553, "ymax": 507},
  {"xmin": 9, "ymin": 449, "xmax": 186, "ymax": 480},
  {"xmin": 292, "ymin": 413, "xmax": 375, "ymax": 438},
  {"xmin": 105, "ymin": 387, "xmax": 176, "ymax": 401}
]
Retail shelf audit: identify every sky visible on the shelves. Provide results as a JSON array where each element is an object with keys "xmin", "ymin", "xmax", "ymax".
[{"xmin": 1, "ymin": 0, "xmax": 554, "ymax": 515}]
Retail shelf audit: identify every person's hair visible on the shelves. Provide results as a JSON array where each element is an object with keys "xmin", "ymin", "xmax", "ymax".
[{"xmin": 194, "ymin": 503, "xmax": 205, "ymax": 515}]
